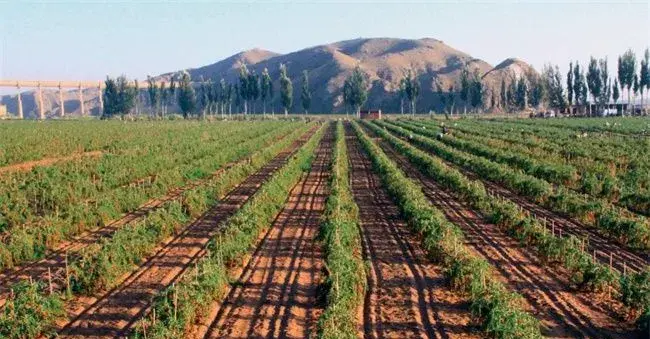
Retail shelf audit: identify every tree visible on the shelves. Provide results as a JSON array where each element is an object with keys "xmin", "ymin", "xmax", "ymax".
[
  {"xmin": 436, "ymin": 83, "xmax": 446, "ymax": 113},
  {"xmin": 260, "ymin": 68, "xmax": 272, "ymax": 114},
  {"xmin": 469, "ymin": 69, "xmax": 483, "ymax": 111},
  {"xmin": 640, "ymin": 49, "xmax": 649, "ymax": 115},
  {"xmin": 541, "ymin": 64, "xmax": 566, "ymax": 111},
  {"xmin": 301, "ymin": 70, "xmax": 311, "ymax": 114},
  {"xmin": 500, "ymin": 78, "xmax": 507, "ymax": 111},
  {"xmin": 613, "ymin": 77, "xmax": 620, "ymax": 111},
  {"xmin": 247, "ymin": 71, "xmax": 259, "ymax": 114},
  {"xmin": 147, "ymin": 76, "xmax": 160, "ymax": 116},
  {"xmin": 134, "ymin": 80, "xmax": 140, "ymax": 115},
  {"xmin": 633, "ymin": 73, "xmax": 640, "ymax": 113},
  {"xmin": 618, "ymin": 49, "xmax": 636, "ymax": 114},
  {"xmin": 586, "ymin": 57, "xmax": 602, "ymax": 116},
  {"xmin": 567, "ymin": 62, "xmax": 574, "ymax": 115},
  {"xmin": 598, "ymin": 58, "xmax": 610, "ymax": 110},
  {"xmin": 398, "ymin": 79, "xmax": 407, "ymax": 114},
  {"xmin": 102, "ymin": 75, "xmax": 136, "ymax": 118},
  {"xmin": 177, "ymin": 71, "xmax": 196, "ymax": 118},
  {"xmin": 239, "ymin": 64, "xmax": 250, "ymax": 114},
  {"xmin": 403, "ymin": 70, "xmax": 420, "ymax": 115},
  {"xmin": 159, "ymin": 81, "xmax": 167, "ymax": 117},
  {"xmin": 460, "ymin": 66, "xmax": 470, "ymax": 114},
  {"xmin": 447, "ymin": 85, "xmax": 456, "ymax": 115},
  {"xmin": 515, "ymin": 77, "xmax": 528, "ymax": 109},
  {"xmin": 573, "ymin": 63, "xmax": 587, "ymax": 113},
  {"xmin": 527, "ymin": 72, "xmax": 545, "ymax": 109},
  {"xmin": 343, "ymin": 66, "xmax": 368, "ymax": 118},
  {"xmin": 226, "ymin": 83, "xmax": 234, "ymax": 116},
  {"xmin": 168, "ymin": 77, "xmax": 176, "ymax": 115},
  {"xmin": 279, "ymin": 64, "xmax": 293, "ymax": 116}
]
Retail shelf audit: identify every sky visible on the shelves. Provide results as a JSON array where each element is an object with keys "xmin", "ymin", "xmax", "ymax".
[{"xmin": 0, "ymin": 1, "xmax": 649, "ymax": 94}]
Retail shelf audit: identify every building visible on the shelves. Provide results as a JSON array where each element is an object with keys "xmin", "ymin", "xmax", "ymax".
[{"xmin": 360, "ymin": 109, "xmax": 382, "ymax": 119}]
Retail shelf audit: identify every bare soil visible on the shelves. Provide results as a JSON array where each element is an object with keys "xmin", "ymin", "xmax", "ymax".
[
  {"xmin": 56, "ymin": 128, "xmax": 316, "ymax": 338},
  {"xmin": 374, "ymin": 133, "xmax": 639, "ymax": 338},
  {"xmin": 345, "ymin": 123, "xmax": 479, "ymax": 339},
  {"xmin": 200, "ymin": 125, "xmax": 333, "ymax": 339}
]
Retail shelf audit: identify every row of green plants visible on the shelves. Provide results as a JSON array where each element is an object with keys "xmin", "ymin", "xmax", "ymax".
[
  {"xmin": 383, "ymin": 120, "xmax": 650, "ymax": 251},
  {"xmin": 132, "ymin": 124, "xmax": 326, "ymax": 338},
  {"xmin": 364, "ymin": 120, "xmax": 650, "ymax": 328},
  {"xmin": 67, "ymin": 123, "xmax": 314, "ymax": 295},
  {"xmin": 317, "ymin": 121, "xmax": 365, "ymax": 339},
  {"xmin": 443, "ymin": 120, "xmax": 649, "ymax": 215},
  {"xmin": 0, "ymin": 124, "xmax": 314, "ymax": 339},
  {"xmin": 0, "ymin": 122, "xmax": 298, "ymax": 269},
  {"xmin": 351, "ymin": 121, "xmax": 542, "ymax": 338},
  {"xmin": 500, "ymin": 116, "xmax": 650, "ymax": 136},
  {"xmin": 476, "ymin": 119, "xmax": 650, "ymax": 189}
]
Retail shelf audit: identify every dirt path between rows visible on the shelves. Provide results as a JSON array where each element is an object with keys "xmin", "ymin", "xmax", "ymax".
[
  {"xmin": 0, "ymin": 150, "xmax": 104, "ymax": 173},
  {"xmin": 390, "ymin": 122, "xmax": 648, "ymax": 274},
  {"xmin": 200, "ymin": 125, "xmax": 333, "ymax": 339},
  {"xmin": 346, "ymin": 124, "xmax": 479, "ymax": 339},
  {"xmin": 0, "ymin": 129, "xmax": 294, "ymax": 306},
  {"xmin": 57, "ymin": 128, "xmax": 317, "ymax": 338},
  {"xmin": 372, "ymin": 132, "xmax": 638, "ymax": 338}
]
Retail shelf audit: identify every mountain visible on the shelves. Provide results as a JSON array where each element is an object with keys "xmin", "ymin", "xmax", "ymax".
[{"xmin": 1, "ymin": 38, "xmax": 538, "ymax": 116}]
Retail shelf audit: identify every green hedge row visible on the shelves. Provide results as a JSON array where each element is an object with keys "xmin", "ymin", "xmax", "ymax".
[{"xmin": 317, "ymin": 121, "xmax": 366, "ymax": 339}]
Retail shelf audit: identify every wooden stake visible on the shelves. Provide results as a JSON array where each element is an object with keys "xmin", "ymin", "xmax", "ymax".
[
  {"xmin": 623, "ymin": 262, "xmax": 627, "ymax": 276},
  {"xmin": 593, "ymin": 250, "xmax": 597, "ymax": 261},
  {"xmin": 173, "ymin": 285, "xmax": 178, "ymax": 320}
]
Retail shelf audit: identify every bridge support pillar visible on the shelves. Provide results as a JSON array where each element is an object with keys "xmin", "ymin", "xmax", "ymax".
[
  {"xmin": 37, "ymin": 83, "xmax": 45, "ymax": 120},
  {"xmin": 17, "ymin": 84, "xmax": 23, "ymax": 119},
  {"xmin": 78, "ymin": 84, "xmax": 85, "ymax": 116},
  {"xmin": 59, "ymin": 83, "xmax": 65, "ymax": 117}
]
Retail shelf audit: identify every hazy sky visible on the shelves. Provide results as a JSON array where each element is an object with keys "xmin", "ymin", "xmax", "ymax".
[{"xmin": 1, "ymin": 1, "xmax": 648, "ymax": 87}]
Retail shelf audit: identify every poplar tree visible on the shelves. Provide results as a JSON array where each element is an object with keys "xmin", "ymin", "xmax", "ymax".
[
  {"xmin": 301, "ymin": 70, "xmax": 311, "ymax": 114},
  {"xmin": 279, "ymin": 64, "xmax": 293, "ymax": 116},
  {"xmin": 639, "ymin": 49, "xmax": 649, "ymax": 114},
  {"xmin": 567, "ymin": 62, "xmax": 574, "ymax": 114},
  {"xmin": 403, "ymin": 70, "xmax": 420, "ymax": 115},
  {"xmin": 618, "ymin": 50, "xmax": 636, "ymax": 114},
  {"xmin": 260, "ymin": 68, "xmax": 272, "ymax": 114},
  {"xmin": 343, "ymin": 66, "xmax": 368, "ymax": 118},
  {"xmin": 147, "ymin": 76, "xmax": 159, "ymax": 116},
  {"xmin": 177, "ymin": 71, "xmax": 196, "ymax": 118},
  {"xmin": 239, "ymin": 64, "xmax": 250, "ymax": 114}
]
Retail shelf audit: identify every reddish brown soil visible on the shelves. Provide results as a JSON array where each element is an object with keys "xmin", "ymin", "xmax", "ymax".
[
  {"xmin": 0, "ymin": 129, "xmax": 294, "ymax": 305},
  {"xmin": 345, "ymin": 124, "xmax": 479, "ymax": 339},
  {"xmin": 201, "ymin": 125, "xmax": 333, "ymax": 339},
  {"xmin": 0, "ymin": 150, "xmax": 104, "ymax": 173},
  {"xmin": 374, "ymin": 134, "xmax": 639, "ymax": 338},
  {"xmin": 56, "ymin": 128, "xmax": 317, "ymax": 338}
]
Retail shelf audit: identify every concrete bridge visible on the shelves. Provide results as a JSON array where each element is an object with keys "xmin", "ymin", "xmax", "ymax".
[{"xmin": 0, "ymin": 79, "xmax": 169, "ymax": 119}]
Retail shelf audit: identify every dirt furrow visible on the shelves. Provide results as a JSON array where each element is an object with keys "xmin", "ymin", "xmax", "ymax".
[
  {"xmin": 0, "ymin": 130, "xmax": 291, "ymax": 303},
  {"xmin": 376, "ymin": 137, "xmax": 637, "ymax": 338},
  {"xmin": 56, "ymin": 129, "xmax": 316, "ymax": 338},
  {"xmin": 346, "ymin": 124, "xmax": 478, "ymax": 339},
  {"xmin": 201, "ymin": 126, "xmax": 333, "ymax": 339}
]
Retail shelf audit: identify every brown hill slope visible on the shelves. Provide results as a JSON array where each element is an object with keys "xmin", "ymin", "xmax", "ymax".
[{"xmin": 1, "ymin": 38, "xmax": 538, "ymax": 116}]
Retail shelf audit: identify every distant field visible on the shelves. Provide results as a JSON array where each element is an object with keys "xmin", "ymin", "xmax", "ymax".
[{"xmin": 0, "ymin": 117, "xmax": 647, "ymax": 338}]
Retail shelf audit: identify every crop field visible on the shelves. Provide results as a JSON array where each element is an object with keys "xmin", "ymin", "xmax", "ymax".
[{"xmin": 0, "ymin": 117, "xmax": 648, "ymax": 338}]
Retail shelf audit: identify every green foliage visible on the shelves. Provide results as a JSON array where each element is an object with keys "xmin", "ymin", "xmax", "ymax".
[
  {"xmin": 177, "ymin": 71, "xmax": 196, "ymax": 118},
  {"xmin": 301, "ymin": 70, "xmax": 311, "ymax": 114},
  {"xmin": 103, "ymin": 75, "xmax": 137, "ymax": 118},
  {"xmin": 0, "ymin": 281, "xmax": 64, "ymax": 339},
  {"xmin": 318, "ymin": 122, "xmax": 365, "ymax": 339},
  {"xmin": 279, "ymin": 64, "xmax": 293, "ymax": 115},
  {"xmin": 343, "ymin": 66, "xmax": 368, "ymax": 116}
]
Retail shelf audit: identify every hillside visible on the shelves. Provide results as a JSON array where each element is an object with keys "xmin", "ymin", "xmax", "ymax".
[{"xmin": 1, "ymin": 37, "xmax": 538, "ymax": 116}]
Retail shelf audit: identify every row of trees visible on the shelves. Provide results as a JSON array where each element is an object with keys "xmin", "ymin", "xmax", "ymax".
[
  {"xmin": 103, "ymin": 48, "xmax": 649, "ymax": 117},
  {"xmin": 103, "ymin": 63, "xmax": 314, "ymax": 118}
]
